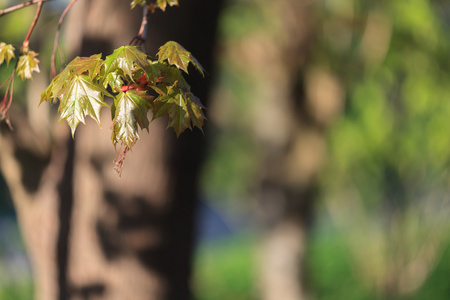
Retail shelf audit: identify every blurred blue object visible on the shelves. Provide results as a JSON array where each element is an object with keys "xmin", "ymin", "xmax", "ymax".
[{"xmin": 196, "ymin": 200, "xmax": 235, "ymax": 243}]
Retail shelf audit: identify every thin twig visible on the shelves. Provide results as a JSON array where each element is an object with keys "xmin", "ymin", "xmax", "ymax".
[
  {"xmin": 130, "ymin": 5, "xmax": 150, "ymax": 48},
  {"xmin": 113, "ymin": 145, "xmax": 130, "ymax": 177},
  {"xmin": 138, "ymin": 5, "xmax": 149, "ymax": 40},
  {"xmin": 0, "ymin": 70, "xmax": 16, "ymax": 130},
  {"xmin": 0, "ymin": 0, "xmax": 54, "ymax": 17},
  {"xmin": 22, "ymin": 0, "xmax": 44, "ymax": 51},
  {"xmin": 51, "ymin": 0, "xmax": 78, "ymax": 78}
]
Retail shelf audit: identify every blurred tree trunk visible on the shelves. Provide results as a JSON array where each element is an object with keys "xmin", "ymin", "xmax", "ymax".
[
  {"xmin": 0, "ymin": 0, "xmax": 222, "ymax": 299},
  {"xmin": 213, "ymin": 0, "xmax": 343, "ymax": 299}
]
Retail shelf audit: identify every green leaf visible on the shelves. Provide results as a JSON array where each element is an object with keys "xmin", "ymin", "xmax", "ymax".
[
  {"xmin": 144, "ymin": 60, "xmax": 170, "ymax": 83},
  {"xmin": 41, "ymin": 55, "xmax": 105, "ymax": 104},
  {"xmin": 130, "ymin": 0, "xmax": 146, "ymax": 9},
  {"xmin": 152, "ymin": 83, "xmax": 205, "ymax": 137},
  {"xmin": 111, "ymin": 90, "xmax": 153, "ymax": 149},
  {"xmin": 157, "ymin": 41, "xmax": 205, "ymax": 76},
  {"xmin": 156, "ymin": 0, "xmax": 179, "ymax": 11},
  {"xmin": 16, "ymin": 51, "xmax": 40, "ymax": 80},
  {"xmin": 0, "ymin": 42, "xmax": 15, "ymax": 66},
  {"xmin": 103, "ymin": 70, "xmax": 124, "ymax": 93},
  {"xmin": 65, "ymin": 54, "xmax": 103, "ymax": 80},
  {"xmin": 57, "ymin": 75, "xmax": 110, "ymax": 136},
  {"xmin": 103, "ymin": 46, "xmax": 150, "ymax": 81}
]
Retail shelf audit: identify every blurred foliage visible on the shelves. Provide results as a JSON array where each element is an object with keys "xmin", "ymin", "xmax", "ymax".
[
  {"xmin": 307, "ymin": 221, "xmax": 450, "ymax": 300},
  {"xmin": 199, "ymin": 0, "xmax": 450, "ymax": 299},
  {"xmin": 314, "ymin": 0, "xmax": 450, "ymax": 298},
  {"xmin": 194, "ymin": 234, "xmax": 258, "ymax": 300}
]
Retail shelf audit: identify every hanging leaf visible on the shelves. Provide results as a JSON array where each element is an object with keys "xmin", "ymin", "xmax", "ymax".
[
  {"xmin": 57, "ymin": 75, "xmax": 110, "ymax": 136},
  {"xmin": 0, "ymin": 43, "xmax": 15, "ymax": 66},
  {"xmin": 152, "ymin": 82, "xmax": 205, "ymax": 136},
  {"xmin": 156, "ymin": 0, "xmax": 179, "ymax": 11},
  {"xmin": 103, "ymin": 46, "xmax": 150, "ymax": 81},
  {"xmin": 144, "ymin": 60, "xmax": 170, "ymax": 83},
  {"xmin": 111, "ymin": 90, "xmax": 153, "ymax": 149},
  {"xmin": 104, "ymin": 70, "xmax": 124, "ymax": 93},
  {"xmin": 157, "ymin": 41, "xmax": 205, "ymax": 76},
  {"xmin": 41, "ymin": 55, "xmax": 105, "ymax": 103},
  {"xmin": 130, "ymin": 0, "xmax": 146, "ymax": 9},
  {"xmin": 16, "ymin": 51, "xmax": 40, "ymax": 80},
  {"xmin": 65, "ymin": 54, "xmax": 104, "ymax": 80}
]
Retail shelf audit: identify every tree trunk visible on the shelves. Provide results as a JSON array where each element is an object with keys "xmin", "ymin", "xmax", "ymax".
[{"xmin": 0, "ymin": 0, "xmax": 222, "ymax": 299}]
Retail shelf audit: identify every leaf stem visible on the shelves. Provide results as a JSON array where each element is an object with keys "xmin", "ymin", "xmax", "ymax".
[
  {"xmin": 22, "ymin": 0, "xmax": 44, "ymax": 51},
  {"xmin": 113, "ymin": 145, "xmax": 130, "ymax": 177},
  {"xmin": 0, "ymin": 0, "xmax": 54, "ymax": 17},
  {"xmin": 51, "ymin": 0, "xmax": 78, "ymax": 78}
]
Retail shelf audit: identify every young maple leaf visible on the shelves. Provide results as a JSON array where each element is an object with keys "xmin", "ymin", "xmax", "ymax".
[
  {"xmin": 16, "ymin": 51, "xmax": 40, "ymax": 80},
  {"xmin": 157, "ymin": 41, "xmax": 205, "ymax": 76},
  {"xmin": 57, "ymin": 75, "xmax": 110, "ymax": 136},
  {"xmin": 152, "ymin": 83, "xmax": 205, "ymax": 136},
  {"xmin": 103, "ymin": 46, "xmax": 150, "ymax": 82},
  {"xmin": 41, "ymin": 55, "xmax": 106, "ymax": 104},
  {"xmin": 156, "ymin": 0, "xmax": 179, "ymax": 11},
  {"xmin": 111, "ymin": 90, "xmax": 153, "ymax": 149},
  {"xmin": 65, "ymin": 54, "xmax": 103, "ymax": 79},
  {"xmin": 130, "ymin": 0, "xmax": 146, "ymax": 9},
  {"xmin": 0, "ymin": 43, "xmax": 15, "ymax": 66}
]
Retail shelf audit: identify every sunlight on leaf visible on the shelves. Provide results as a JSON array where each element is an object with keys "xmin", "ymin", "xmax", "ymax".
[
  {"xmin": 0, "ymin": 42, "xmax": 15, "ymax": 66},
  {"xmin": 152, "ymin": 82, "xmax": 205, "ymax": 136},
  {"xmin": 16, "ymin": 51, "xmax": 40, "ymax": 80},
  {"xmin": 157, "ymin": 41, "xmax": 205, "ymax": 76},
  {"xmin": 111, "ymin": 90, "xmax": 153, "ymax": 149},
  {"xmin": 104, "ymin": 46, "xmax": 150, "ymax": 81},
  {"xmin": 57, "ymin": 75, "xmax": 110, "ymax": 136},
  {"xmin": 156, "ymin": 0, "xmax": 179, "ymax": 11}
]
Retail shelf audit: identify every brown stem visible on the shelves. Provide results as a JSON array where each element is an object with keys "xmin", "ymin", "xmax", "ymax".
[
  {"xmin": 22, "ymin": 1, "xmax": 44, "ymax": 51},
  {"xmin": 0, "ymin": 70, "xmax": 16, "ymax": 130},
  {"xmin": 113, "ymin": 145, "xmax": 130, "ymax": 177},
  {"xmin": 138, "ymin": 6, "xmax": 150, "ymax": 40},
  {"xmin": 51, "ymin": 0, "xmax": 78, "ymax": 78},
  {"xmin": 0, "ymin": 0, "xmax": 54, "ymax": 17},
  {"xmin": 130, "ymin": 5, "xmax": 150, "ymax": 47}
]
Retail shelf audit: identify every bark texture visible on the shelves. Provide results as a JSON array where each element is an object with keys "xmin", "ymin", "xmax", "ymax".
[{"xmin": 0, "ymin": 0, "xmax": 222, "ymax": 299}]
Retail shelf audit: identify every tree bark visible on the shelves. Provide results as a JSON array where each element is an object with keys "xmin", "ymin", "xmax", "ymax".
[{"xmin": 0, "ymin": 0, "xmax": 222, "ymax": 299}]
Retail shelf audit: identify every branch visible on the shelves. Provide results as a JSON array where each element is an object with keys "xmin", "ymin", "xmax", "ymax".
[
  {"xmin": 22, "ymin": 1, "xmax": 44, "ymax": 51},
  {"xmin": 0, "ymin": 0, "xmax": 54, "ymax": 17},
  {"xmin": 138, "ymin": 5, "xmax": 150, "ymax": 40},
  {"xmin": 0, "ymin": 70, "xmax": 16, "ymax": 130},
  {"xmin": 130, "ymin": 5, "xmax": 150, "ymax": 46},
  {"xmin": 51, "ymin": 0, "xmax": 78, "ymax": 78}
]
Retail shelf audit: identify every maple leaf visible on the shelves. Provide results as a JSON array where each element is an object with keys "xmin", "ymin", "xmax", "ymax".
[
  {"xmin": 103, "ymin": 70, "xmax": 124, "ymax": 93},
  {"xmin": 152, "ymin": 82, "xmax": 205, "ymax": 137},
  {"xmin": 103, "ymin": 46, "xmax": 150, "ymax": 82},
  {"xmin": 57, "ymin": 75, "xmax": 110, "ymax": 136},
  {"xmin": 130, "ymin": 0, "xmax": 146, "ymax": 9},
  {"xmin": 65, "ymin": 54, "xmax": 103, "ymax": 79},
  {"xmin": 41, "ymin": 55, "xmax": 105, "ymax": 104},
  {"xmin": 16, "ymin": 51, "xmax": 40, "ymax": 80},
  {"xmin": 40, "ymin": 69, "xmax": 72, "ymax": 104},
  {"xmin": 0, "ymin": 43, "xmax": 15, "ymax": 66},
  {"xmin": 156, "ymin": 0, "xmax": 179, "ymax": 11},
  {"xmin": 111, "ymin": 90, "xmax": 153, "ymax": 149},
  {"xmin": 157, "ymin": 41, "xmax": 205, "ymax": 76},
  {"xmin": 144, "ymin": 60, "xmax": 169, "ymax": 83}
]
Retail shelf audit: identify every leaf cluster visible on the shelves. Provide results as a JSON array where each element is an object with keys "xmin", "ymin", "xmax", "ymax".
[
  {"xmin": 131, "ymin": 0, "xmax": 179, "ymax": 11},
  {"xmin": 40, "ymin": 42, "xmax": 205, "ymax": 150},
  {"xmin": 0, "ymin": 43, "xmax": 40, "ymax": 80}
]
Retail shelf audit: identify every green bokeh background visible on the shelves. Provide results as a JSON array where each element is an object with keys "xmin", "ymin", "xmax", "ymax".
[{"xmin": 2, "ymin": 0, "xmax": 450, "ymax": 299}]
